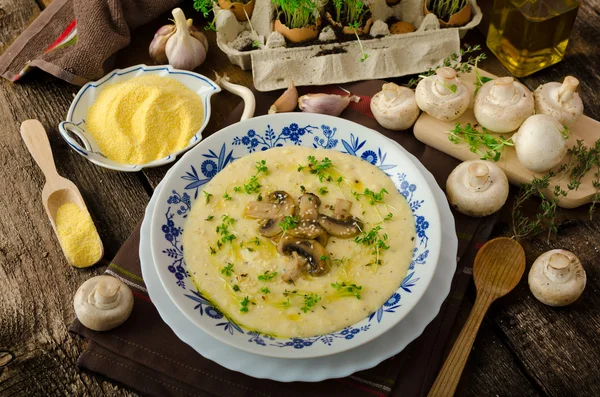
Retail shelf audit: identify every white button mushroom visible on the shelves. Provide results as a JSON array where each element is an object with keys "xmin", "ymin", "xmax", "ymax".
[
  {"xmin": 74, "ymin": 275, "xmax": 134, "ymax": 331},
  {"xmin": 534, "ymin": 76, "xmax": 584, "ymax": 127},
  {"xmin": 445, "ymin": 160, "xmax": 509, "ymax": 217},
  {"xmin": 528, "ymin": 249, "xmax": 586, "ymax": 307},
  {"xmin": 415, "ymin": 67, "xmax": 470, "ymax": 121},
  {"xmin": 474, "ymin": 77, "xmax": 534, "ymax": 133},
  {"xmin": 512, "ymin": 114, "xmax": 568, "ymax": 173},
  {"xmin": 370, "ymin": 83, "xmax": 420, "ymax": 130}
]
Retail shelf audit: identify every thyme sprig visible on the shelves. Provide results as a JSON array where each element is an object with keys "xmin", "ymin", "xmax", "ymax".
[
  {"xmin": 448, "ymin": 123, "xmax": 514, "ymax": 161},
  {"xmin": 407, "ymin": 45, "xmax": 487, "ymax": 88}
]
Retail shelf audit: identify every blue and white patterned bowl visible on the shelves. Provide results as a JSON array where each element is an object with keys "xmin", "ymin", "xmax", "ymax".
[
  {"xmin": 149, "ymin": 113, "xmax": 442, "ymax": 359},
  {"xmin": 58, "ymin": 64, "xmax": 220, "ymax": 172}
]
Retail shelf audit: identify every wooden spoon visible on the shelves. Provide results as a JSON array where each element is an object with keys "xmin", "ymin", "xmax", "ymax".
[
  {"xmin": 428, "ymin": 237, "xmax": 526, "ymax": 397},
  {"xmin": 20, "ymin": 119, "xmax": 103, "ymax": 267}
]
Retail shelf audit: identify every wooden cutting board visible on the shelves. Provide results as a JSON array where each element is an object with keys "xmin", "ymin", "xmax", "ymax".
[{"xmin": 413, "ymin": 69, "xmax": 600, "ymax": 209}]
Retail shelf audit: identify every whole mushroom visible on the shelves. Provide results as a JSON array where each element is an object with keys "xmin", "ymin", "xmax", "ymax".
[
  {"xmin": 445, "ymin": 160, "xmax": 509, "ymax": 217},
  {"xmin": 534, "ymin": 76, "xmax": 584, "ymax": 127},
  {"xmin": 415, "ymin": 67, "xmax": 470, "ymax": 121},
  {"xmin": 474, "ymin": 77, "xmax": 534, "ymax": 133},
  {"xmin": 74, "ymin": 275, "xmax": 134, "ymax": 331},
  {"xmin": 512, "ymin": 114, "xmax": 568, "ymax": 173},
  {"xmin": 370, "ymin": 82, "xmax": 420, "ymax": 130},
  {"xmin": 528, "ymin": 249, "xmax": 586, "ymax": 306}
]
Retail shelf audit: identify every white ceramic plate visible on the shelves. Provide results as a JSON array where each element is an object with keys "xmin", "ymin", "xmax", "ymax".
[
  {"xmin": 149, "ymin": 114, "xmax": 442, "ymax": 359},
  {"xmin": 58, "ymin": 64, "xmax": 221, "ymax": 172},
  {"xmin": 140, "ymin": 136, "xmax": 458, "ymax": 381}
]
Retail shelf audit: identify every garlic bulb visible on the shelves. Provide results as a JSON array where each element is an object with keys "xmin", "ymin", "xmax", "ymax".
[
  {"xmin": 474, "ymin": 77, "xmax": 534, "ymax": 133},
  {"xmin": 370, "ymin": 83, "xmax": 420, "ymax": 130},
  {"xmin": 269, "ymin": 81, "xmax": 298, "ymax": 114},
  {"xmin": 149, "ymin": 8, "xmax": 208, "ymax": 70},
  {"xmin": 298, "ymin": 94, "xmax": 360, "ymax": 116},
  {"xmin": 415, "ymin": 67, "xmax": 470, "ymax": 121},
  {"xmin": 534, "ymin": 76, "xmax": 584, "ymax": 127}
]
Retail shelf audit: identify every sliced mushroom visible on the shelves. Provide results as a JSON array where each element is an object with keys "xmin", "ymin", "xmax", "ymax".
[
  {"xmin": 246, "ymin": 191, "xmax": 295, "ymax": 237},
  {"xmin": 318, "ymin": 215, "xmax": 362, "ymax": 238},
  {"xmin": 277, "ymin": 236, "xmax": 329, "ymax": 276},
  {"xmin": 334, "ymin": 199, "xmax": 353, "ymax": 220},
  {"xmin": 245, "ymin": 190, "xmax": 294, "ymax": 219},
  {"xmin": 288, "ymin": 220, "xmax": 327, "ymax": 239},
  {"xmin": 296, "ymin": 193, "xmax": 321, "ymax": 221},
  {"xmin": 316, "ymin": 232, "xmax": 329, "ymax": 247},
  {"xmin": 281, "ymin": 251, "xmax": 308, "ymax": 283}
]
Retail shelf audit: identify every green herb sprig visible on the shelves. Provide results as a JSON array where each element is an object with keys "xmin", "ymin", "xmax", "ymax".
[
  {"xmin": 221, "ymin": 263, "xmax": 234, "ymax": 277},
  {"xmin": 355, "ymin": 226, "xmax": 390, "ymax": 265},
  {"xmin": 216, "ymin": 215, "xmax": 236, "ymax": 248},
  {"xmin": 234, "ymin": 160, "xmax": 268, "ymax": 194},
  {"xmin": 271, "ymin": 0, "xmax": 319, "ymax": 29},
  {"xmin": 300, "ymin": 293, "xmax": 322, "ymax": 313},
  {"xmin": 448, "ymin": 123, "xmax": 514, "ymax": 161},
  {"xmin": 352, "ymin": 188, "xmax": 389, "ymax": 205},
  {"xmin": 258, "ymin": 271, "xmax": 279, "ymax": 282},
  {"xmin": 331, "ymin": 282, "xmax": 362, "ymax": 299}
]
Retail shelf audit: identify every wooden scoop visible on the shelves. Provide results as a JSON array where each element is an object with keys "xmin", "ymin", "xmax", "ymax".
[
  {"xmin": 20, "ymin": 119, "xmax": 103, "ymax": 267},
  {"xmin": 428, "ymin": 237, "xmax": 526, "ymax": 397}
]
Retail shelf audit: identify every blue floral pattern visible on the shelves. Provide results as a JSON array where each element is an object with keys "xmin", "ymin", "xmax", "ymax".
[
  {"xmin": 158, "ymin": 121, "xmax": 436, "ymax": 348},
  {"xmin": 233, "ymin": 124, "xmax": 317, "ymax": 152}
]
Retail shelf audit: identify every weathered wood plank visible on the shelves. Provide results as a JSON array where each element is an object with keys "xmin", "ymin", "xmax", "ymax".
[{"xmin": 0, "ymin": 0, "xmax": 147, "ymax": 395}]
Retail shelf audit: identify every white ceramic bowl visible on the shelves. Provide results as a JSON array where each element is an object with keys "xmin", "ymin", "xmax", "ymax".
[
  {"xmin": 58, "ymin": 64, "xmax": 220, "ymax": 172},
  {"xmin": 149, "ymin": 113, "xmax": 442, "ymax": 359}
]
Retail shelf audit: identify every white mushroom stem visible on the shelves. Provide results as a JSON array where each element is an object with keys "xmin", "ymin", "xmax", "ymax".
[
  {"xmin": 434, "ymin": 68, "xmax": 459, "ymax": 96},
  {"xmin": 74, "ymin": 275, "xmax": 134, "ymax": 331},
  {"xmin": 445, "ymin": 160, "xmax": 509, "ymax": 217},
  {"xmin": 467, "ymin": 162, "xmax": 490, "ymax": 190},
  {"xmin": 558, "ymin": 76, "xmax": 579, "ymax": 104},
  {"xmin": 528, "ymin": 249, "xmax": 586, "ymax": 307},
  {"xmin": 488, "ymin": 77, "xmax": 517, "ymax": 104}
]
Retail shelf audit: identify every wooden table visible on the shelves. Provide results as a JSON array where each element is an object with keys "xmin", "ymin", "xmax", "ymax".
[{"xmin": 0, "ymin": 1, "xmax": 598, "ymax": 396}]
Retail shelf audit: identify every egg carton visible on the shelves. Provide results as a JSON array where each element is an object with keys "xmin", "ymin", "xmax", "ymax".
[{"xmin": 216, "ymin": 0, "xmax": 482, "ymax": 91}]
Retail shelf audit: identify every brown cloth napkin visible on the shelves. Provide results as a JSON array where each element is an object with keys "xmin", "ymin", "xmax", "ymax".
[
  {"xmin": 70, "ymin": 81, "xmax": 499, "ymax": 397},
  {"xmin": 0, "ymin": 0, "xmax": 179, "ymax": 85}
]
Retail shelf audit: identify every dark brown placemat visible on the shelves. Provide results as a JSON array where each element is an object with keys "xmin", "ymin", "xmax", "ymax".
[{"xmin": 70, "ymin": 80, "xmax": 499, "ymax": 397}]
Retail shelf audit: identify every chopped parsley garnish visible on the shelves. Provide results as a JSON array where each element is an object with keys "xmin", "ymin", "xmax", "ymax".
[
  {"xmin": 223, "ymin": 192, "xmax": 232, "ymax": 201},
  {"xmin": 205, "ymin": 215, "xmax": 214, "ymax": 221},
  {"xmin": 299, "ymin": 156, "xmax": 334, "ymax": 182},
  {"xmin": 258, "ymin": 271, "xmax": 279, "ymax": 282},
  {"xmin": 355, "ymin": 226, "xmax": 390, "ymax": 265},
  {"xmin": 234, "ymin": 160, "xmax": 268, "ymax": 194},
  {"xmin": 240, "ymin": 296, "xmax": 251, "ymax": 312},
  {"xmin": 216, "ymin": 215, "xmax": 236, "ymax": 247},
  {"xmin": 353, "ymin": 188, "xmax": 388, "ymax": 205},
  {"xmin": 209, "ymin": 247, "xmax": 216, "ymax": 255},
  {"xmin": 279, "ymin": 215, "xmax": 299, "ymax": 231},
  {"xmin": 204, "ymin": 191, "xmax": 213, "ymax": 204},
  {"xmin": 259, "ymin": 286, "xmax": 271, "ymax": 294},
  {"xmin": 301, "ymin": 293, "xmax": 322, "ymax": 313},
  {"xmin": 384, "ymin": 212, "xmax": 393, "ymax": 221},
  {"xmin": 232, "ymin": 284, "xmax": 240, "ymax": 292},
  {"xmin": 331, "ymin": 282, "xmax": 362, "ymax": 299},
  {"xmin": 250, "ymin": 237, "xmax": 261, "ymax": 245},
  {"xmin": 318, "ymin": 186, "xmax": 329, "ymax": 195},
  {"xmin": 255, "ymin": 159, "xmax": 268, "ymax": 174},
  {"xmin": 221, "ymin": 263, "xmax": 234, "ymax": 276}
]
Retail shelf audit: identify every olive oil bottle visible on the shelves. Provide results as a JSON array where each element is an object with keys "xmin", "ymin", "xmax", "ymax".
[{"xmin": 487, "ymin": 0, "xmax": 581, "ymax": 77}]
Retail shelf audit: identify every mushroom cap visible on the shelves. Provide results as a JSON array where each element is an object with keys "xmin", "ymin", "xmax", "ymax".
[
  {"xmin": 513, "ymin": 114, "xmax": 568, "ymax": 173},
  {"xmin": 474, "ymin": 77, "xmax": 534, "ymax": 133},
  {"xmin": 445, "ymin": 160, "xmax": 509, "ymax": 217},
  {"xmin": 528, "ymin": 249, "xmax": 586, "ymax": 307},
  {"xmin": 370, "ymin": 83, "xmax": 420, "ymax": 130},
  {"xmin": 74, "ymin": 275, "xmax": 134, "ymax": 331},
  {"xmin": 415, "ymin": 68, "xmax": 470, "ymax": 121},
  {"xmin": 534, "ymin": 77, "xmax": 583, "ymax": 127}
]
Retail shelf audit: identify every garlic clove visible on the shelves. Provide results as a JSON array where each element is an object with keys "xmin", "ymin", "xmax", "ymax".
[
  {"xmin": 298, "ymin": 93, "xmax": 360, "ymax": 116},
  {"xmin": 165, "ymin": 8, "xmax": 207, "ymax": 71},
  {"xmin": 189, "ymin": 23, "xmax": 209, "ymax": 51},
  {"xmin": 149, "ymin": 24, "xmax": 175, "ymax": 64},
  {"xmin": 269, "ymin": 81, "xmax": 298, "ymax": 114},
  {"xmin": 74, "ymin": 275, "xmax": 134, "ymax": 331},
  {"xmin": 370, "ymin": 82, "xmax": 420, "ymax": 130},
  {"xmin": 528, "ymin": 249, "xmax": 586, "ymax": 306}
]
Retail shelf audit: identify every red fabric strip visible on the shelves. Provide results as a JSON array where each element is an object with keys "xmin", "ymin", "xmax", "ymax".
[
  {"xmin": 45, "ymin": 19, "xmax": 76, "ymax": 53},
  {"xmin": 335, "ymin": 378, "xmax": 388, "ymax": 397},
  {"xmin": 133, "ymin": 291, "xmax": 152, "ymax": 303}
]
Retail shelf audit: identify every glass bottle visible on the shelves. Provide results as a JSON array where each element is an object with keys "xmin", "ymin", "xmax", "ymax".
[{"xmin": 486, "ymin": 0, "xmax": 581, "ymax": 77}]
